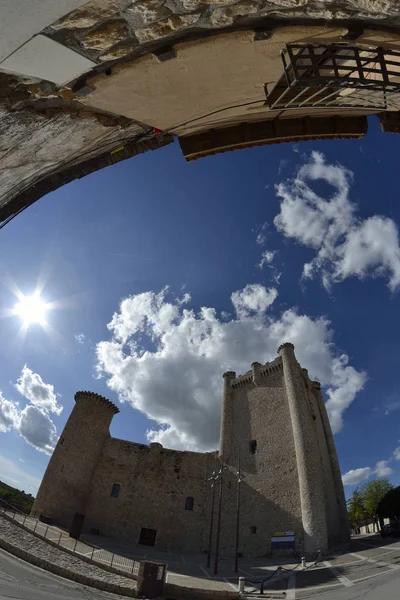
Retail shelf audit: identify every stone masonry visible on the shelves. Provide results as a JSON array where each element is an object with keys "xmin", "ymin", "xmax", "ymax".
[
  {"xmin": 0, "ymin": 515, "xmax": 138, "ymax": 596},
  {"xmin": 2, "ymin": 0, "xmax": 400, "ymax": 225},
  {"xmin": 32, "ymin": 343, "xmax": 350, "ymax": 558}
]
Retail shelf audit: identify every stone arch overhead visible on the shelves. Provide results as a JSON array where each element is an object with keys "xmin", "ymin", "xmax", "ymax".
[{"xmin": 1, "ymin": 0, "xmax": 400, "ymax": 226}]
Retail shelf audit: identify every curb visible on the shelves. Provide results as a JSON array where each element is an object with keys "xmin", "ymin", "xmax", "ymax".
[
  {"xmin": 0, "ymin": 510, "xmax": 138, "ymax": 580},
  {"xmin": 165, "ymin": 582, "xmax": 239, "ymax": 599}
]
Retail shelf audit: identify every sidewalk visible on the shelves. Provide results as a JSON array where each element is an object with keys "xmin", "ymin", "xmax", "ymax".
[
  {"xmin": 2, "ymin": 508, "xmax": 399, "ymax": 600},
  {"xmin": 0, "ymin": 515, "xmax": 138, "ymax": 597}
]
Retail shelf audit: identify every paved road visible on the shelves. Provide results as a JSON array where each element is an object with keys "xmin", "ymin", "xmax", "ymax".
[
  {"xmin": 320, "ymin": 567, "xmax": 400, "ymax": 600},
  {"xmin": 1, "ymin": 541, "xmax": 400, "ymax": 600},
  {"xmin": 0, "ymin": 548, "xmax": 125, "ymax": 600}
]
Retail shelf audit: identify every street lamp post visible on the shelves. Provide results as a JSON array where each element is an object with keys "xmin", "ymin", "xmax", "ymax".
[
  {"xmin": 213, "ymin": 466, "xmax": 227, "ymax": 576},
  {"xmin": 235, "ymin": 453, "xmax": 245, "ymax": 573},
  {"xmin": 207, "ymin": 471, "xmax": 218, "ymax": 568}
]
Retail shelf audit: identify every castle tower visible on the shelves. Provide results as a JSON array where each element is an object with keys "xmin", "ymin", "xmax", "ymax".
[
  {"xmin": 218, "ymin": 343, "xmax": 348, "ymax": 558},
  {"xmin": 31, "ymin": 392, "xmax": 119, "ymax": 529},
  {"xmin": 313, "ymin": 383, "xmax": 350, "ymax": 543},
  {"xmin": 219, "ymin": 371, "xmax": 236, "ymax": 461},
  {"xmin": 278, "ymin": 343, "xmax": 328, "ymax": 555}
]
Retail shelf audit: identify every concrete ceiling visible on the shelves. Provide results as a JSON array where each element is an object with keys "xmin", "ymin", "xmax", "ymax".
[
  {"xmin": 0, "ymin": 35, "xmax": 95, "ymax": 86},
  {"xmin": 0, "ymin": 0, "xmax": 89, "ymax": 62}
]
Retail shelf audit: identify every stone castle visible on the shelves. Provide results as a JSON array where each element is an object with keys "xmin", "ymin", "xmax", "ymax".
[{"xmin": 32, "ymin": 343, "xmax": 350, "ymax": 557}]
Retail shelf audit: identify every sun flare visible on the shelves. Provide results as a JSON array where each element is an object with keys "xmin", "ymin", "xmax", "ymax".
[{"xmin": 13, "ymin": 293, "xmax": 49, "ymax": 326}]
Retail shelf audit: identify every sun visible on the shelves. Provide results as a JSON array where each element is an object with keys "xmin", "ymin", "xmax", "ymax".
[{"xmin": 13, "ymin": 293, "xmax": 49, "ymax": 326}]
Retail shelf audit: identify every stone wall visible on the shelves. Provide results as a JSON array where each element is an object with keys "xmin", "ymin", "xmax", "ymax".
[
  {"xmin": 306, "ymin": 376, "xmax": 341, "ymax": 546},
  {"xmin": 84, "ymin": 438, "xmax": 218, "ymax": 552},
  {"xmin": 44, "ymin": 0, "xmax": 400, "ymax": 67}
]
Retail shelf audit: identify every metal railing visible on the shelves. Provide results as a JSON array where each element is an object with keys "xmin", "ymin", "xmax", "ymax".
[
  {"xmin": 0, "ymin": 504, "xmax": 140, "ymax": 578},
  {"xmin": 265, "ymin": 44, "xmax": 400, "ymax": 111},
  {"xmin": 239, "ymin": 552, "xmax": 323, "ymax": 595}
]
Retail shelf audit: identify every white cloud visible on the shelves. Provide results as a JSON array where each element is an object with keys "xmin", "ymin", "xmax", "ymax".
[
  {"xmin": 383, "ymin": 394, "xmax": 400, "ymax": 416},
  {"xmin": 325, "ymin": 355, "xmax": 367, "ymax": 434},
  {"xmin": 0, "ymin": 368, "xmax": 60, "ymax": 454},
  {"xmin": 75, "ymin": 333, "xmax": 86, "ymax": 344},
  {"xmin": 231, "ymin": 284, "xmax": 278, "ymax": 318},
  {"xmin": 15, "ymin": 366, "xmax": 62, "ymax": 416},
  {"xmin": 256, "ymin": 222, "xmax": 268, "ymax": 246},
  {"xmin": 374, "ymin": 460, "xmax": 394, "ymax": 477},
  {"xmin": 278, "ymin": 158, "xmax": 290, "ymax": 174},
  {"xmin": 18, "ymin": 405, "xmax": 58, "ymax": 455},
  {"xmin": 0, "ymin": 455, "xmax": 41, "ymax": 495},
  {"xmin": 257, "ymin": 250, "xmax": 277, "ymax": 269},
  {"xmin": 256, "ymin": 232, "xmax": 266, "ymax": 245},
  {"xmin": 0, "ymin": 392, "xmax": 20, "ymax": 433},
  {"xmin": 274, "ymin": 151, "xmax": 400, "ymax": 291},
  {"xmin": 342, "ymin": 452, "xmax": 398, "ymax": 486},
  {"xmin": 342, "ymin": 467, "xmax": 372, "ymax": 486},
  {"xmin": 96, "ymin": 285, "xmax": 365, "ymax": 451}
]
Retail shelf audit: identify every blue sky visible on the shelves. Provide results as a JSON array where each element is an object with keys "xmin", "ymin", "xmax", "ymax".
[{"xmin": 0, "ymin": 115, "xmax": 399, "ymax": 497}]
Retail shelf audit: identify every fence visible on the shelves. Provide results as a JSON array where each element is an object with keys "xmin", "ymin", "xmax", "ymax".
[
  {"xmin": 0, "ymin": 501, "xmax": 140, "ymax": 578},
  {"xmin": 240, "ymin": 552, "xmax": 323, "ymax": 595}
]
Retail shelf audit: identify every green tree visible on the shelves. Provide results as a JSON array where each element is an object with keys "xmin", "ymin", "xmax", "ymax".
[
  {"xmin": 359, "ymin": 478, "xmax": 394, "ymax": 531},
  {"xmin": 347, "ymin": 488, "xmax": 368, "ymax": 532}
]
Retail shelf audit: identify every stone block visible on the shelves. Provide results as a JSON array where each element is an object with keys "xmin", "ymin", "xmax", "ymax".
[
  {"xmin": 99, "ymin": 42, "xmax": 137, "ymax": 61},
  {"xmin": 135, "ymin": 13, "xmax": 201, "ymax": 42},
  {"xmin": 210, "ymin": 1, "xmax": 259, "ymax": 27},
  {"xmin": 127, "ymin": 0, "xmax": 172, "ymax": 27},
  {"xmin": 205, "ymin": 0, "xmax": 241, "ymax": 4},
  {"xmin": 52, "ymin": 0, "xmax": 121, "ymax": 30},
  {"xmin": 181, "ymin": 0, "xmax": 205, "ymax": 10},
  {"xmin": 353, "ymin": 0, "xmax": 400, "ymax": 15},
  {"xmin": 82, "ymin": 20, "xmax": 129, "ymax": 51}
]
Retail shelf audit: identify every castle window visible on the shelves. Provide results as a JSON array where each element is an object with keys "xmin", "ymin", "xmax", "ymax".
[
  {"xmin": 185, "ymin": 496, "xmax": 194, "ymax": 511},
  {"xmin": 250, "ymin": 526, "xmax": 257, "ymax": 534},
  {"xmin": 249, "ymin": 440, "xmax": 257, "ymax": 454},
  {"xmin": 111, "ymin": 483, "xmax": 120, "ymax": 498},
  {"xmin": 60, "ymin": 438, "xmax": 65, "ymax": 445}
]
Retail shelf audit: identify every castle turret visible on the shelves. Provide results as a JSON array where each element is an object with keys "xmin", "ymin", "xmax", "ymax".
[
  {"xmin": 32, "ymin": 391, "xmax": 119, "ymax": 530},
  {"xmin": 313, "ymin": 382, "xmax": 350, "ymax": 543},
  {"xmin": 251, "ymin": 362, "xmax": 262, "ymax": 386},
  {"xmin": 278, "ymin": 343, "xmax": 328, "ymax": 556},
  {"xmin": 219, "ymin": 371, "xmax": 236, "ymax": 462}
]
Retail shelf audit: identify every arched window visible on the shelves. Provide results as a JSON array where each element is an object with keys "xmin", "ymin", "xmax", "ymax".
[
  {"xmin": 185, "ymin": 496, "xmax": 194, "ymax": 511},
  {"xmin": 111, "ymin": 483, "xmax": 120, "ymax": 498}
]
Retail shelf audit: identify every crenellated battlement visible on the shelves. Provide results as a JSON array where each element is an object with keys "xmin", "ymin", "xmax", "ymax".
[
  {"xmin": 230, "ymin": 357, "xmax": 283, "ymax": 389},
  {"xmin": 74, "ymin": 391, "xmax": 120, "ymax": 415}
]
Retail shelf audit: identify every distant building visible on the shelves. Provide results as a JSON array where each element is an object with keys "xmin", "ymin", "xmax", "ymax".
[{"xmin": 32, "ymin": 343, "xmax": 349, "ymax": 557}]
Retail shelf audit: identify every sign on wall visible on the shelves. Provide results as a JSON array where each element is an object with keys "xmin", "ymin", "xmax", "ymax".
[{"xmin": 271, "ymin": 531, "xmax": 295, "ymax": 550}]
